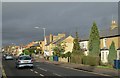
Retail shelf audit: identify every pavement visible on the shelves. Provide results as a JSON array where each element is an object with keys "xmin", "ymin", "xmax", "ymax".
[{"xmin": 35, "ymin": 57, "xmax": 119, "ymax": 77}]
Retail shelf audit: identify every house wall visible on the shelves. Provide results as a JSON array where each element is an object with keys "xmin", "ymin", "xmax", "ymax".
[
  {"xmin": 101, "ymin": 36, "xmax": 119, "ymax": 50},
  {"xmin": 53, "ymin": 36, "xmax": 58, "ymax": 41},
  {"xmin": 58, "ymin": 33, "xmax": 66, "ymax": 39},
  {"xmin": 79, "ymin": 41, "xmax": 88, "ymax": 50},
  {"xmin": 118, "ymin": 37, "xmax": 120, "ymax": 48},
  {"xmin": 63, "ymin": 36, "xmax": 74, "ymax": 54},
  {"xmin": 41, "ymin": 41, "xmax": 45, "ymax": 53},
  {"xmin": 64, "ymin": 43, "xmax": 73, "ymax": 54}
]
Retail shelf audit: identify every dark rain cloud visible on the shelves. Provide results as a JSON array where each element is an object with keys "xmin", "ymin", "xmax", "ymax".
[{"xmin": 2, "ymin": 2, "xmax": 118, "ymax": 46}]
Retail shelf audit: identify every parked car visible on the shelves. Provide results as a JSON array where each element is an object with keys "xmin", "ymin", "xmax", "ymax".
[
  {"xmin": 3, "ymin": 54, "xmax": 7, "ymax": 58},
  {"xmin": 15, "ymin": 55, "xmax": 34, "ymax": 69},
  {"xmin": 5, "ymin": 55, "xmax": 13, "ymax": 60}
]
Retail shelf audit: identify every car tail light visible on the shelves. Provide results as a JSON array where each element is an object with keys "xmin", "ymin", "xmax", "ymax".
[
  {"xmin": 18, "ymin": 60, "xmax": 20, "ymax": 63},
  {"xmin": 31, "ymin": 59, "xmax": 34, "ymax": 62}
]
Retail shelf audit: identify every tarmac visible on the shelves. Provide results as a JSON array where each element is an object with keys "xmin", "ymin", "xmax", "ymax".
[{"xmin": 35, "ymin": 57, "xmax": 120, "ymax": 77}]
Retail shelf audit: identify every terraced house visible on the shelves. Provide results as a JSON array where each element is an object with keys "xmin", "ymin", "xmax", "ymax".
[
  {"xmin": 44, "ymin": 33, "xmax": 74, "ymax": 60},
  {"xmin": 44, "ymin": 33, "xmax": 66, "ymax": 56},
  {"xmin": 79, "ymin": 20, "xmax": 120, "ymax": 63}
]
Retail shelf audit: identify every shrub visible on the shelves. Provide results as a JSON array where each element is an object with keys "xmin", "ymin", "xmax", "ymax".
[
  {"xmin": 70, "ymin": 53, "xmax": 83, "ymax": 64},
  {"xmin": 108, "ymin": 41, "xmax": 117, "ymax": 65},
  {"xmin": 82, "ymin": 56, "xmax": 99, "ymax": 66}
]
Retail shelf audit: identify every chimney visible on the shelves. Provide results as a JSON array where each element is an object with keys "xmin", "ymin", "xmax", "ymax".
[
  {"xmin": 50, "ymin": 34, "xmax": 53, "ymax": 42},
  {"xmin": 111, "ymin": 20, "xmax": 118, "ymax": 30}
]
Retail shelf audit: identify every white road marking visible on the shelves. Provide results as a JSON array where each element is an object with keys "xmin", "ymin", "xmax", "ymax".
[
  {"xmin": 40, "ymin": 74, "xmax": 44, "ymax": 76},
  {"xmin": 30, "ymin": 69, "xmax": 33, "ymax": 71},
  {"xmin": 53, "ymin": 73, "xmax": 61, "ymax": 76},
  {"xmin": 34, "ymin": 71, "xmax": 38, "ymax": 74},
  {"xmin": 38, "ymin": 67, "xmax": 47, "ymax": 71},
  {"xmin": 60, "ymin": 66, "xmax": 111, "ymax": 77}
]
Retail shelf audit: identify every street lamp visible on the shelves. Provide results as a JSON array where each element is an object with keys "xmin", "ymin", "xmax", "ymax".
[{"xmin": 34, "ymin": 27, "xmax": 46, "ymax": 57}]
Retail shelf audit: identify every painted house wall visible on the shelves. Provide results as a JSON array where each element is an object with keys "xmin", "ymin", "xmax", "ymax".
[
  {"xmin": 79, "ymin": 40, "xmax": 89, "ymax": 56},
  {"xmin": 100, "ymin": 36, "xmax": 119, "ymax": 49},
  {"xmin": 80, "ymin": 36, "xmax": 119, "ymax": 50},
  {"xmin": 79, "ymin": 41, "xmax": 88, "ymax": 50},
  {"xmin": 62, "ymin": 36, "xmax": 74, "ymax": 54},
  {"xmin": 118, "ymin": 37, "xmax": 120, "ymax": 48}
]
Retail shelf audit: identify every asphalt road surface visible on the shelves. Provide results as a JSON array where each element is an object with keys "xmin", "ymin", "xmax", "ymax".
[{"xmin": 2, "ymin": 57, "xmax": 113, "ymax": 78}]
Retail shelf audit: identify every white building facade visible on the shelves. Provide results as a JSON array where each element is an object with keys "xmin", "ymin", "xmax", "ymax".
[{"xmin": 79, "ymin": 40, "xmax": 89, "ymax": 56}]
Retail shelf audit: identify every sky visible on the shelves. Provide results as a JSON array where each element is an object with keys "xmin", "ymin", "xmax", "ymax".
[{"xmin": 2, "ymin": 2, "xmax": 118, "ymax": 46}]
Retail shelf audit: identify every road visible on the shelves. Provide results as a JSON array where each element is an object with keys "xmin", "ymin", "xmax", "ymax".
[{"xmin": 2, "ymin": 57, "xmax": 113, "ymax": 78}]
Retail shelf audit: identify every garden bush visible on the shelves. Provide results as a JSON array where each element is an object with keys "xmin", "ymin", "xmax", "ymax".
[
  {"xmin": 70, "ymin": 53, "xmax": 83, "ymax": 64},
  {"xmin": 82, "ymin": 56, "xmax": 99, "ymax": 66}
]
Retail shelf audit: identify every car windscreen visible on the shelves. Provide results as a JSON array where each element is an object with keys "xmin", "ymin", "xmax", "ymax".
[{"xmin": 19, "ymin": 56, "xmax": 31, "ymax": 60}]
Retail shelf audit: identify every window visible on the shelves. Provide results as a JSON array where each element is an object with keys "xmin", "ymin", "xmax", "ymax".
[{"xmin": 19, "ymin": 56, "xmax": 31, "ymax": 60}]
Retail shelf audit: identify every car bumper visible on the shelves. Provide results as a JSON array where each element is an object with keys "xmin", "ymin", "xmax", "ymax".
[
  {"xmin": 17, "ymin": 64, "xmax": 33, "ymax": 67},
  {"xmin": 5, "ymin": 58, "xmax": 13, "ymax": 60}
]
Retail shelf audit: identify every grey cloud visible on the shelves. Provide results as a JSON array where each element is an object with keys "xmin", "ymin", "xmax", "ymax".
[{"xmin": 2, "ymin": 2, "xmax": 118, "ymax": 46}]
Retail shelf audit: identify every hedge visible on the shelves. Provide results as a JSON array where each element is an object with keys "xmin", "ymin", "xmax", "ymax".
[
  {"xmin": 70, "ymin": 53, "xmax": 83, "ymax": 64},
  {"xmin": 82, "ymin": 56, "xmax": 100, "ymax": 66}
]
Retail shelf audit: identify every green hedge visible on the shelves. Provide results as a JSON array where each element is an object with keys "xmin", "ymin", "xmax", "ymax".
[
  {"xmin": 82, "ymin": 56, "xmax": 100, "ymax": 66},
  {"xmin": 70, "ymin": 53, "xmax": 83, "ymax": 64}
]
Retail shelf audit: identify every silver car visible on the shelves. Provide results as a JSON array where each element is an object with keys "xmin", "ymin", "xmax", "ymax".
[
  {"xmin": 5, "ymin": 55, "xmax": 13, "ymax": 60},
  {"xmin": 15, "ymin": 55, "xmax": 34, "ymax": 68}
]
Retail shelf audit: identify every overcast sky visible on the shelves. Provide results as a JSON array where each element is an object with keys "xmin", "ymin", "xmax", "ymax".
[{"xmin": 2, "ymin": 2, "xmax": 118, "ymax": 46}]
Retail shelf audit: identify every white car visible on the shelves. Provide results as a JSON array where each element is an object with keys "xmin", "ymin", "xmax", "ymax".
[
  {"xmin": 15, "ymin": 55, "xmax": 34, "ymax": 69},
  {"xmin": 5, "ymin": 55, "xmax": 13, "ymax": 60}
]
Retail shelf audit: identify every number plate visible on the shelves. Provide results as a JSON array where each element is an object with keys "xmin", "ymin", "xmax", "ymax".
[{"xmin": 24, "ymin": 61, "xmax": 28, "ymax": 63}]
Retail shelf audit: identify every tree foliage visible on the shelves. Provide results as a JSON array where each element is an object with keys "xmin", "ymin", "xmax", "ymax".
[
  {"xmin": 88, "ymin": 22, "xmax": 100, "ymax": 56},
  {"xmin": 72, "ymin": 32, "xmax": 81, "ymax": 53},
  {"xmin": 23, "ymin": 49, "xmax": 30, "ymax": 55},
  {"xmin": 108, "ymin": 41, "xmax": 117, "ymax": 65},
  {"xmin": 71, "ymin": 32, "xmax": 83, "ymax": 64},
  {"xmin": 53, "ymin": 42, "xmax": 65, "ymax": 57}
]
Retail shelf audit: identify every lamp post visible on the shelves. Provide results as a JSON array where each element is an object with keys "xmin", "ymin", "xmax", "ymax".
[
  {"xmin": 34, "ymin": 27, "xmax": 46, "ymax": 57},
  {"xmin": 42, "ymin": 28, "xmax": 46, "ymax": 50}
]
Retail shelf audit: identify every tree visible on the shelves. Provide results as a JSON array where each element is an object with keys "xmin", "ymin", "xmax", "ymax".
[
  {"xmin": 72, "ymin": 32, "xmax": 81, "ymax": 53},
  {"xmin": 23, "ymin": 49, "xmax": 30, "ymax": 55},
  {"xmin": 88, "ymin": 22, "xmax": 100, "ymax": 56},
  {"xmin": 53, "ymin": 42, "xmax": 65, "ymax": 57},
  {"xmin": 108, "ymin": 41, "xmax": 117, "ymax": 65},
  {"xmin": 65, "ymin": 51, "xmax": 72, "ymax": 62},
  {"xmin": 71, "ymin": 32, "xmax": 83, "ymax": 64}
]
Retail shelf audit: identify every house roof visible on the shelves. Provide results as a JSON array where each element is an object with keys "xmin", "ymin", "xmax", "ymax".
[
  {"xmin": 52, "ymin": 37, "xmax": 66, "ymax": 44},
  {"xmin": 45, "ymin": 36, "xmax": 74, "ymax": 46},
  {"xmin": 80, "ymin": 27, "xmax": 119, "ymax": 41},
  {"xmin": 99, "ymin": 27, "xmax": 118, "ymax": 38},
  {"xmin": 32, "ymin": 43, "xmax": 40, "ymax": 47}
]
